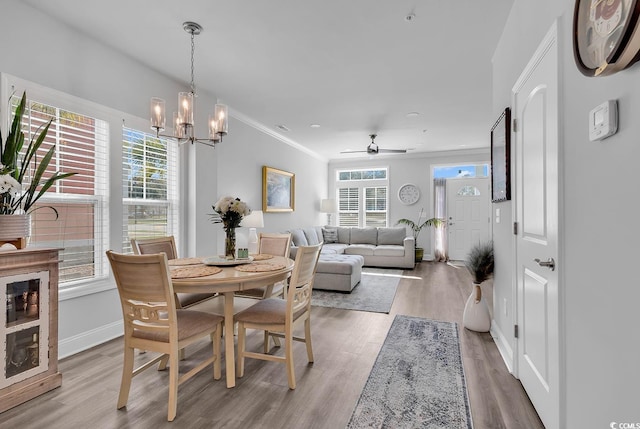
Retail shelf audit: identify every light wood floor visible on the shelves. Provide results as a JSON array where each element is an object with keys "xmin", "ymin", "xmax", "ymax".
[{"xmin": 0, "ymin": 262, "xmax": 544, "ymax": 428}]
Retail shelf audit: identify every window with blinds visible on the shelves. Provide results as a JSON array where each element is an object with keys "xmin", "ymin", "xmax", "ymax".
[
  {"xmin": 336, "ymin": 168, "xmax": 388, "ymax": 227},
  {"xmin": 365, "ymin": 186, "xmax": 387, "ymax": 226},
  {"xmin": 338, "ymin": 187, "xmax": 359, "ymax": 227},
  {"xmin": 14, "ymin": 96, "xmax": 109, "ymax": 284},
  {"xmin": 121, "ymin": 128, "xmax": 178, "ymax": 254}
]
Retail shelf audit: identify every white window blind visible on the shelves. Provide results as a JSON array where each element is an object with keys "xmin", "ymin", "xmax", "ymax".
[
  {"xmin": 122, "ymin": 127, "xmax": 178, "ymax": 254},
  {"xmin": 14, "ymin": 96, "xmax": 109, "ymax": 285},
  {"xmin": 338, "ymin": 187, "xmax": 359, "ymax": 227},
  {"xmin": 365, "ymin": 186, "xmax": 387, "ymax": 227}
]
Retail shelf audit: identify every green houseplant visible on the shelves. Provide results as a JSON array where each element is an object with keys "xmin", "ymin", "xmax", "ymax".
[
  {"xmin": 0, "ymin": 92, "xmax": 76, "ymax": 247},
  {"xmin": 463, "ymin": 241, "xmax": 494, "ymax": 332},
  {"xmin": 396, "ymin": 209, "xmax": 444, "ymax": 263}
]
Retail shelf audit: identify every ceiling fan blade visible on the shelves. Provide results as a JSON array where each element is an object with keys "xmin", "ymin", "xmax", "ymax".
[
  {"xmin": 377, "ymin": 148, "xmax": 407, "ymax": 153},
  {"xmin": 340, "ymin": 149, "xmax": 369, "ymax": 154}
]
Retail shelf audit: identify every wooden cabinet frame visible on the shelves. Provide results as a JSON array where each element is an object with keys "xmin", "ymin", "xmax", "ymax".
[{"xmin": 0, "ymin": 248, "xmax": 62, "ymax": 413}]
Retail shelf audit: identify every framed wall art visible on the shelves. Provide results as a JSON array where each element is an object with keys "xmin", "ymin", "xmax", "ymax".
[
  {"xmin": 262, "ymin": 166, "xmax": 295, "ymax": 212},
  {"xmin": 491, "ymin": 107, "xmax": 511, "ymax": 203}
]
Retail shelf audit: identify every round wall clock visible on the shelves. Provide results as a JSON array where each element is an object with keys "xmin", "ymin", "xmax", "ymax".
[
  {"xmin": 573, "ymin": 0, "xmax": 640, "ymax": 77},
  {"xmin": 398, "ymin": 183, "xmax": 420, "ymax": 205}
]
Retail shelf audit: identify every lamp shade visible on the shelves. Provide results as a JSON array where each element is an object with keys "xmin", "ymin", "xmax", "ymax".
[
  {"xmin": 240, "ymin": 210, "xmax": 264, "ymax": 228},
  {"xmin": 320, "ymin": 199, "xmax": 336, "ymax": 213}
]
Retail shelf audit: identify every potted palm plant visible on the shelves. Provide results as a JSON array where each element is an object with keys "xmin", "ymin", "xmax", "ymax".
[
  {"xmin": 396, "ymin": 208, "xmax": 444, "ymax": 263},
  {"xmin": 462, "ymin": 241, "xmax": 494, "ymax": 332},
  {"xmin": 0, "ymin": 92, "xmax": 76, "ymax": 248}
]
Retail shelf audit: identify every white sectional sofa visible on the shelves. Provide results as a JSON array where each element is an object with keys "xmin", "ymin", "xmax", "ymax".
[{"xmin": 288, "ymin": 226, "xmax": 415, "ymax": 269}]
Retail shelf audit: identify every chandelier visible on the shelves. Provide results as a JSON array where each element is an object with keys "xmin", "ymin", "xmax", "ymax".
[{"xmin": 150, "ymin": 21, "xmax": 228, "ymax": 147}]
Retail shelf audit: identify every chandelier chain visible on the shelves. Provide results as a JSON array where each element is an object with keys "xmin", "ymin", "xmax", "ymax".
[{"xmin": 190, "ymin": 30, "xmax": 196, "ymax": 94}]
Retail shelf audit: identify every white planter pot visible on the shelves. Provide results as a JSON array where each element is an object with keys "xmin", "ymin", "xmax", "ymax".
[{"xmin": 463, "ymin": 282, "xmax": 491, "ymax": 332}]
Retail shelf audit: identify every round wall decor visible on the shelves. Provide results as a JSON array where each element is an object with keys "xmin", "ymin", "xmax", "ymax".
[
  {"xmin": 573, "ymin": 0, "xmax": 640, "ymax": 76},
  {"xmin": 398, "ymin": 183, "xmax": 420, "ymax": 205}
]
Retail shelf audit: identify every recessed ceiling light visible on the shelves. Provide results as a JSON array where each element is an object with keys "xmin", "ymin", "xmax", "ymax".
[
  {"xmin": 276, "ymin": 124, "xmax": 290, "ymax": 132},
  {"xmin": 407, "ymin": 112, "xmax": 420, "ymax": 117},
  {"xmin": 310, "ymin": 124, "xmax": 321, "ymax": 128}
]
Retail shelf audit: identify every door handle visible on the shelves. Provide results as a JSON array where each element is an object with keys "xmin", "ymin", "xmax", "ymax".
[{"xmin": 534, "ymin": 257, "xmax": 555, "ymax": 271}]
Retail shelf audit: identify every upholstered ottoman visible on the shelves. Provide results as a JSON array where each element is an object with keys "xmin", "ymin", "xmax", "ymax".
[{"xmin": 313, "ymin": 254, "xmax": 364, "ymax": 292}]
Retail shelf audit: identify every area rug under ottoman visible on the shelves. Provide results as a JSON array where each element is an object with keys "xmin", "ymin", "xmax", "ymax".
[
  {"xmin": 311, "ymin": 268, "xmax": 402, "ymax": 313},
  {"xmin": 347, "ymin": 315, "xmax": 473, "ymax": 428}
]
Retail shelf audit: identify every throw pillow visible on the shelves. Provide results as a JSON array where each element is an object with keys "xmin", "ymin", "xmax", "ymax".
[{"xmin": 322, "ymin": 227, "xmax": 338, "ymax": 243}]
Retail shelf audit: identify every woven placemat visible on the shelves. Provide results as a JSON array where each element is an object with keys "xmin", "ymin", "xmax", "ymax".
[
  {"xmin": 252, "ymin": 254, "xmax": 274, "ymax": 261},
  {"xmin": 171, "ymin": 265, "xmax": 222, "ymax": 279},
  {"xmin": 235, "ymin": 262, "xmax": 286, "ymax": 272},
  {"xmin": 168, "ymin": 257, "xmax": 203, "ymax": 266}
]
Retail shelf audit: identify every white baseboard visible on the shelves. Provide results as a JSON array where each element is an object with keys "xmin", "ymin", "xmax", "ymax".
[
  {"xmin": 58, "ymin": 320, "xmax": 123, "ymax": 359},
  {"xmin": 490, "ymin": 320, "xmax": 514, "ymax": 374}
]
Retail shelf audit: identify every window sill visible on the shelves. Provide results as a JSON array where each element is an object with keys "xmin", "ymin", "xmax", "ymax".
[{"xmin": 59, "ymin": 277, "xmax": 114, "ymax": 301}]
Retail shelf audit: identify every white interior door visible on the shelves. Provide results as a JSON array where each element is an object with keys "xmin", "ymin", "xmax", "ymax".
[
  {"xmin": 446, "ymin": 177, "xmax": 490, "ymax": 260},
  {"xmin": 513, "ymin": 22, "xmax": 560, "ymax": 429}
]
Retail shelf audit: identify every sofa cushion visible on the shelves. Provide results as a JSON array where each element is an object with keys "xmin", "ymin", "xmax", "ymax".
[
  {"xmin": 321, "ymin": 243, "xmax": 348, "ymax": 254},
  {"xmin": 290, "ymin": 229, "xmax": 308, "ymax": 246},
  {"xmin": 303, "ymin": 227, "xmax": 322, "ymax": 245},
  {"xmin": 316, "ymin": 254, "xmax": 364, "ymax": 275},
  {"xmin": 377, "ymin": 227, "xmax": 406, "ymax": 245},
  {"xmin": 322, "ymin": 227, "xmax": 338, "ymax": 243},
  {"xmin": 350, "ymin": 227, "xmax": 377, "ymax": 245},
  {"xmin": 374, "ymin": 245, "xmax": 406, "ymax": 257},
  {"xmin": 336, "ymin": 227, "xmax": 351, "ymax": 244},
  {"xmin": 345, "ymin": 244, "xmax": 376, "ymax": 256}
]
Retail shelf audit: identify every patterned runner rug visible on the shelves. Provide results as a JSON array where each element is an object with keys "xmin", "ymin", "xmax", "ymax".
[
  {"xmin": 347, "ymin": 315, "xmax": 473, "ymax": 428},
  {"xmin": 311, "ymin": 268, "xmax": 402, "ymax": 313}
]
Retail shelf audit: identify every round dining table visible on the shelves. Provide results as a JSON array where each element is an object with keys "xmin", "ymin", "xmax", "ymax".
[{"xmin": 170, "ymin": 255, "xmax": 294, "ymax": 388}]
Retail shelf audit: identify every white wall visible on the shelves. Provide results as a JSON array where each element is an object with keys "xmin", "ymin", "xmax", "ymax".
[
  {"xmin": 0, "ymin": 1, "xmax": 327, "ymax": 357},
  {"xmin": 329, "ymin": 149, "xmax": 489, "ymax": 258},
  {"xmin": 493, "ymin": 1, "xmax": 640, "ymax": 426}
]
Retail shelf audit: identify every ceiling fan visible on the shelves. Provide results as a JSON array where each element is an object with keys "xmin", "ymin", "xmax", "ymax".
[{"xmin": 341, "ymin": 134, "xmax": 407, "ymax": 155}]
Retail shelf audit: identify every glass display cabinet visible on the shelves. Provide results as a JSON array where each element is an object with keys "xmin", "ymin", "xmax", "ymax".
[{"xmin": 0, "ymin": 248, "xmax": 61, "ymax": 413}]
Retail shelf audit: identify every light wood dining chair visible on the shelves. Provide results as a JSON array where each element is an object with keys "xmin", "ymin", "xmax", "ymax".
[
  {"xmin": 235, "ymin": 243, "xmax": 322, "ymax": 389},
  {"xmin": 235, "ymin": 232, "xmax": 292, "ymax": 299},
  {"xmin": 106, "ymin": 251, "xmax": 223, "ymax": 422},
  {"xmin": 131, "ymin": 236, "xmax": 216, "ymax": 308}
]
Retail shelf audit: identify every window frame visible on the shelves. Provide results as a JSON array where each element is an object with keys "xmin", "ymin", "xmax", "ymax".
[
  {"xmin": 0, "ymin": 73, "xmax": 180, "ymax": 301},
  {"xmin": 336, "ymin": 167, "xmax": 389, "ymax": 227},
  {"xmin": 121, "ymin": 125, "xmax": 179, "ymax": 254}
]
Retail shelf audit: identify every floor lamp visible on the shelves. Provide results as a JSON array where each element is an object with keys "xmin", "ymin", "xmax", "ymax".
[
  {"xmin": 240, "ymin": 210, "xmax": 264, "ymax": 255},
  {"xmin": 320, "ymin": 199, "xmax": 336, "ymax": 226}
]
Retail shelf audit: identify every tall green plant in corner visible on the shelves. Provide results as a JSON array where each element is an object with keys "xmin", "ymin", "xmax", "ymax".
[
  {"xmin": 396, "ymin": 208, "xmax": 444, "ymax": 263},
  {"xmin": 0, "ymin": 92, "xmax": 76, "ymax": 216}
]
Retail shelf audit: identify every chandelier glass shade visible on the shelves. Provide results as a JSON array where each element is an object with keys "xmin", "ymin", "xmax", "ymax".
[{"xmin": 150, "ymin": 22, "xmax": 228, "ymax": 147}]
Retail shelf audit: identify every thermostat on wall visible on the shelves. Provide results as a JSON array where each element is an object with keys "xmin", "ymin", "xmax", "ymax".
[{"xmin": 589, "ymin": 100, "xmax": 617, "ymax": 142}]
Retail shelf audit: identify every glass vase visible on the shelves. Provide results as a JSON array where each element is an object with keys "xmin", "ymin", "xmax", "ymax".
[{"xmin": 225, "ymin": 227, "xmax": 236, "ymax": 260}]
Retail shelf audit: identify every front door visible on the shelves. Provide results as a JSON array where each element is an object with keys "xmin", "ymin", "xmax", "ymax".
[
  {"xmin": 446, "ymin": 177, "xmax": 490, "ymax": 261},
  {"xmin": 513, "ymin": 22, "xmax": 560, "ymax": 429}
]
